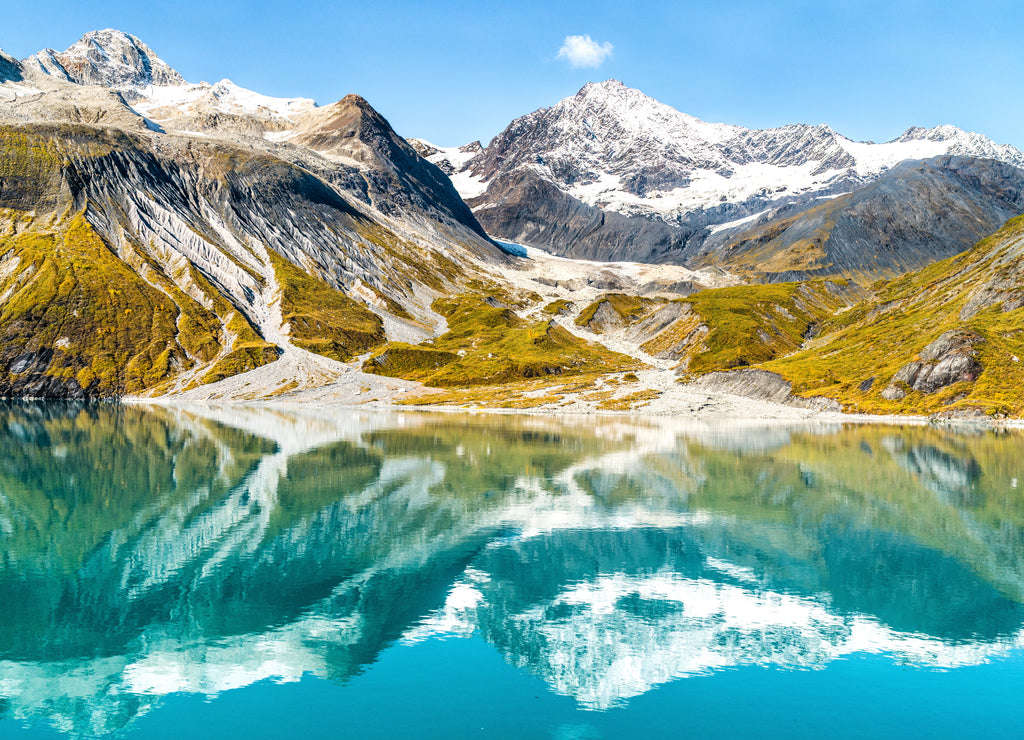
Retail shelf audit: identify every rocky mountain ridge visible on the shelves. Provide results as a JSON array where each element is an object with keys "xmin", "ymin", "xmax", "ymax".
[
  {"xmin": 428, "ymin": 80, "xmax": 1024, "ymax": 222},
  {"xmin": 24, "ymin": 29, "xmax": 184, "ymax": 100},
  {"xmin": 418, "ymin": 80, "xmax": 1024, "ymax": 277},
  {"xmin": 0, "ymin": 30, "xmax": 515, "ymax": 398}
]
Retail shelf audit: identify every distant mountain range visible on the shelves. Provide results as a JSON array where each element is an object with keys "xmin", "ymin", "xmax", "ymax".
[{"xmin": 416, "ymin": 79, "xmax": 1024, "ymax": 280}]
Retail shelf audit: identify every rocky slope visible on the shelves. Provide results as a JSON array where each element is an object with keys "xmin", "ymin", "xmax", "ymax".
[
  {"xmin": 751, "ymin": 214, "xmax": 1024, "ymax": 416},
  {"xmin": 0, "ymin": 32, "xmax": 510, "ymax": 399},
  {"xmin": 698, "ymin": 156, "xmax": 1024, "ymax": 281},
  {"xmin": 423, "ymin": 80, "xmax": 1024, "ymax": 278}
]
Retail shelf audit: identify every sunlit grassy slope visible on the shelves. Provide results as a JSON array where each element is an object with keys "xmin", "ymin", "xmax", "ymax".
[
  {"xmin": 364, "ymin": 294, "xmax": 639, "ymax": 386},
  {"xmin": 765, "ymin": 215, "xmax": 1024, "ymax": 415}
]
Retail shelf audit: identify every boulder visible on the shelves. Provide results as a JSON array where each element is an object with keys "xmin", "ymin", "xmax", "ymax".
[{"xmin": 881, "ymin": 329, "xmax": 983, "ymax": 398}]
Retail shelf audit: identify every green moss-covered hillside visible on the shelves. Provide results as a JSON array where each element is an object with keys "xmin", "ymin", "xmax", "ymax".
[
  {"xmin": 0, "ymin": 214, "xmax": 212, "ymax": 396},
  {"xmin": 765, "ymin": 215, "xmax": 1024, "ymax": 416},
  {"xmin": 364, "ymin": 294, "xmax": 638, "ymax": 386},
  {"xmin": 269, "ymin": 249, "xmax": 386, "ymax": 362}
]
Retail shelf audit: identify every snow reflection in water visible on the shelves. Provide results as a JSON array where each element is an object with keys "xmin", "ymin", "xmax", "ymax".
[{"xmin": 0, "ymin": 403, "xmax": 1022, "ymax": 734}]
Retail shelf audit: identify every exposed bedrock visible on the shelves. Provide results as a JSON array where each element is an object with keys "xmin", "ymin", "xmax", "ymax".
[{"xmin": 688, "ymin": 369, "xmax": 842, "ymax": 411}]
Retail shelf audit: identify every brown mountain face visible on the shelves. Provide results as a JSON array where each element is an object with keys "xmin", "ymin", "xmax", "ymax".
[{"xmin": 292, "ymin": 95, "xmax": 491, "ymax": 239}]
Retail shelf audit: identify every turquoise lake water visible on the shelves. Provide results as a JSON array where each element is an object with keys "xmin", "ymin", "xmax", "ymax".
[{"xmin": 1, "ymin": 403, "xmax": 1023, "ymax": 738}]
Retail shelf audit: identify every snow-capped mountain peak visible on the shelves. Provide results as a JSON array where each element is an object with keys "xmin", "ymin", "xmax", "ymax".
[
  {"xmin": 569, "ymin": 79, "xmax": 742, "ymax": 146},
  {"xmin": 437, "ymin": 80, "xmax": 1024, "ymax": 224},
  {"xmin": 132, "ymin": 77, "xmax": 317, "ymax": 123},
  {"xmin": 25, "ymin": 30, "xmax": 318, "ymax": 129},
  {"xmin": 24, "ymin": 29, "xmax": 184, "ymax": 100}
]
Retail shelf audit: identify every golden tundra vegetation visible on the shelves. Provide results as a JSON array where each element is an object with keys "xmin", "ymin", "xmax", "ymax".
[
  {"xmin": 561, "ymin": 215, "xmax": 1024, "ymax": 417},
  {"xmin": 765, "ymin": 215, "xmax": 1024, "ymax": 416},
  {"xmin": 267, "ymin": 249, "xmax": 385, "ymax": 362},
  {"xmin": 363, "ymin": 293, "xmax": 638, "ymax": 389},
  {"xmin": 0, "ymin": 208, "xmax": 280, "ymax": 396}
]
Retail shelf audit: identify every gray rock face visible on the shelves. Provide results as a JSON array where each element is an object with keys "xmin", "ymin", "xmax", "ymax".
[
  {"xmin": 703, "ymin": 156, "xmax": 1024, "ymax": 281},
  {"xmin": 920, "ymin": 330, "xmax": 984, "ymax": 362},
  {"xmin": 959, "ymin": 272, "xmax": 1024, "ymax": 320},
  {"xmin": 0, "ymin": 50, "xmax": 24, "ymax": 83},
  {"xmin": 24, "ymin": 30, "xmax": 184, "ymax": 101},
  {"xmin": 470, "ymin": 153, "xmax": 1024, "ymax": 278},
  {"xmin": 882, "ymin": 330, "xmax": 984, "ymax": 399},
  {"xmin": 688, "ymin": 369, "xmax": 842, "ymax": 411},
  {"xmin": 880, "ymin": 385, "xmax": 908, "ymax": 401},
  {"xmin": 466, "ymin": 168, "xmax": 703, "ymax": 263}
]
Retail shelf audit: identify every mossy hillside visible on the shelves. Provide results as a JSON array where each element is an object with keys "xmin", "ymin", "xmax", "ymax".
[
  {"xmin": 0, "ymin": 125, "xmax": 123, "ymax": 211},
  {"xmin": 364, "ymin": 294, "xmax": 639, "ymax": 387},
  {"xmin": 596, "ymin": 388, "xmax": 661, "ymax": 411},
  {"xmin": 542, "ymin": 299, "xmax": 573, "ymax": 316},
  {"xmin": 0, "ymin": 215, "xmax": 221, "ymax": 396},
  {"xmin": 392, "ymin": 375, "xmax": 594, "ymax": 408},
  {"xmin": 175, "ymin": 264, "xmax": 280, "ymax": 386},
  {"xmin": 364, "ymin": 345, "xmax": 460, "ymax": 381},
  {"xmin": 197, "ymin": 305, "xmax": 280, "ymax": 385},
  {"xmin": 643, "ymin": 281, "xmax": 850, "ymax": 375},
  {"xmin": 268, "ymin": 249, "xmax": 385, "ymax": 362},
  {"xmin": 0, "ymin": 126, "xmax": 285, "ymax": 394},
  {"xmin": 199, "ymin": 339, "xmax": 282, "ymax": 386},
  {"xmin": 114, "ymin": 235, "xmax": 227, "ymax": 366},
  {"xmin": 0, "ymin": 129, "xmax": 63, "ymax": 209},
  {"xmin": 765, "ymin": 216, "xmax": 1024, "ymax": 415},
  {"xmin": 575, "ymin": 293, "xmax": 660, "ymax": 332}
]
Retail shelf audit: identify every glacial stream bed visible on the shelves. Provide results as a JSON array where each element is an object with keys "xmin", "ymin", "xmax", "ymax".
[{"xmin": 1, "ymin": 402, "xmax": 1023, "ymax": 738}]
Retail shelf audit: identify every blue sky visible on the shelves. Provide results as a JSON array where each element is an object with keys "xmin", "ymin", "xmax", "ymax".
[{"xmin": 4, "ymin": 0, "xmax": 1022, "ymax": 148}]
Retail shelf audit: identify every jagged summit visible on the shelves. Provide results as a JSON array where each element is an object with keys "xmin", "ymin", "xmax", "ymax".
[
  {"xmin": 22, "ymin": 29, "xmax": 318, "ymax": 132},
  {"xmin": 895, "ymin": 123, "xmax": 1023, "ymax": 162},
  {"xmin": 459, "ymin": 79, "xmax": 1024, "ymax": 218},
  {"xmin": 24, "ymin": 29, "xmax": 184, "ymax": 100},
  {"xmin": 292, "ymin": 94, "xmax": 490, "ymax": 238}
]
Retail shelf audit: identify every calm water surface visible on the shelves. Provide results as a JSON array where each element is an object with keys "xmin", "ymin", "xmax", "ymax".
[{"xmin": 1, "ymin": 403, "xmax": 1023, "ymax": 738}]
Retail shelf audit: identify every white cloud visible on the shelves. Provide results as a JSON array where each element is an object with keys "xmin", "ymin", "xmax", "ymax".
[{"xmin": 557, "ymin": 35, "xmax": 614, "ymax": 69}]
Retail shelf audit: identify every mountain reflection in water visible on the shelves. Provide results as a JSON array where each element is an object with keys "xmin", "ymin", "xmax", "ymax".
[{"xmin": 0, "ymin": 402, "xmax": 1023, "ymax": 735}]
